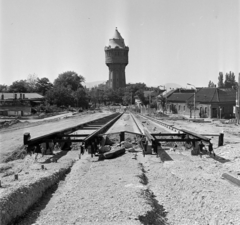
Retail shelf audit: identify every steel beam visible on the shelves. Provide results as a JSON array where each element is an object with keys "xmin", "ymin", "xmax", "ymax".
[
  {"xmin": 155, "ymin": 138, "xmax": 201, "ymax": 142},
  {"xmin": 151, "ymin": 133, "xmax": 185, "ymax": 137},
  {"xmin": 84, "ymin": 113, "xmax": 123, "ymax": 143},
  {"xmin": 24, "ymin": 113, "xmax": 121, "ymax": 146},
  {"xmin": 180, "ymin": 129, "xmax": 210, "ymax": 142}
]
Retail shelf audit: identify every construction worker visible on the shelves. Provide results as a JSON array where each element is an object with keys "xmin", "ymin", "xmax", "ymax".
[{"xmin": 208, "ymin": 141, "xmax": 215, "ymax": 157}]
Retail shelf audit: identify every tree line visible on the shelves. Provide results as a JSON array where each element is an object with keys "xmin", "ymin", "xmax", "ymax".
[
  {"xmin": 0, "ymin": 71, "xmax": 160, "ymax": 109},
  {"xmin": 208, "ymin": 71, "xmax": 238, "ymax": 89},
  {"xmin": 1, "ymin": 70, "xmax": 237, "ymax": 110}
]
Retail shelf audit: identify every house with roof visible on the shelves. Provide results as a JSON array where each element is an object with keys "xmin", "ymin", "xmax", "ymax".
[
  {"xmin": 188, "ymin": 88, "xmax": 236, "ymax": 119},
  {"xmin": 165, "ymin": 87, "xmax": 236, "ymax": 119},
  {"xmin": 0, "ymin": 93, "xmax": 44, "ymax": 116},
  {"xmin": 166, "ymin": 92, "xmax": 194, "ymax": 116},
  {"xmin": 157, "ymin": 88, "xmax": 194, "ymax": 114}
]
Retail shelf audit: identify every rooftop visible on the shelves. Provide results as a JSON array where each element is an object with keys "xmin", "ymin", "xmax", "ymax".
[
  {"xmin": 188, "ymin": 88, "xmax": 236, "ymax": 103},
  {"xmin": 167, "ymin": 93, "xmax": 193, "ymax": 102},
  {"xmin": 1, "ymin": 93, "xmax": 44, "ymax": 100},
  {"xmin": 107, "ymin": 28, "xmax": 126, "ymax": 49}
]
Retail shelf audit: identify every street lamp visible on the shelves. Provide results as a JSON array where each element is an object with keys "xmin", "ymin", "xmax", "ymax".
[{"xmin": 187, "ymin": 83, "xmax": 196, "ymax": 119}]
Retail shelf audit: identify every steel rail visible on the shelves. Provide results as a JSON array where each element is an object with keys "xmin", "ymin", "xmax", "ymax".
[
  {"xmin": 130, "ymin": 113, "xmax": 144, "ymax": 135},
  {"xmin": 129, "ymin": 113, "xmax": 152, "ymax": 157},
  {"xmin": 24, "ymin": 112, "xmax": 123, "ymax": 146},
  {"xmin": 139, "ymin": 114, "xmax": 211, "ymax": 143}
]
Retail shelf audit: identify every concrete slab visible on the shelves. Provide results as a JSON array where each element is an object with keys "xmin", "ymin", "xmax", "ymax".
[{"xmin": 105, "ymin": 113, "xmax": 142, "ymax": 135}]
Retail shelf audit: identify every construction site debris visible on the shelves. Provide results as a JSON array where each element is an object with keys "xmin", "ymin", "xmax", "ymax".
[
  {"xmin": 99, "ymin": 145, "xmax": 111, "ymax": 153},
  {"xmin": 121, "ymin": 141, "xmax": 133, "ymax": 149},
  {"xmin": 222, "ymin": 173, "xmax": 240, "ymax": 187},
  {"xmin": 100, "ymin": 147, "xmax": 125, "ymax": 160},
  {"xmin": 99, "ymin": 134, "xmax": 115, "ymax": 147}
]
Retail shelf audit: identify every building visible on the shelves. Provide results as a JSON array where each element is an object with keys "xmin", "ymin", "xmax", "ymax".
[
  {"xmin": 165, "ymin": 88, "xmax": 236, "ymax": 119},
  {"xmin": 188, "ymin": 87, "xmax": 236, "ymax": 119},
  {"xmin": 0, "ymin": 93, "xmax": 44, "ymax": 116},
  {"xmin": 105, "ymin": 28, "xmax": 129, "ymax": 89}
]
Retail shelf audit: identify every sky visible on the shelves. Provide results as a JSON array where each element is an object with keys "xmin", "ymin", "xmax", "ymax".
[{"xmin": 0, "ymin": 0, "xmax": 239, "ymax": 88}]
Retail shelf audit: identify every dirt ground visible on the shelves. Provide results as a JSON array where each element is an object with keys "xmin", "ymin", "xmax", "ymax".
[
  {"xmin": 137, "ymin": 115, "xmax": 240, "ymax": 224},
  {"xmin": 1, "ymin": 112, "xmax": 240, "ymax": 224}
]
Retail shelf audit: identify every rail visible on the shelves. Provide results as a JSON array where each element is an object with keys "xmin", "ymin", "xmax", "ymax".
[{"xmin": 23, "ymin": 112, "xmax": 124, "ymax": 148}]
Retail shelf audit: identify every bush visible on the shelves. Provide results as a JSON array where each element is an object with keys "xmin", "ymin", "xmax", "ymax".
[{"xmin": 35, "ymin": 104, "xmax": 61, "ymax": 113}]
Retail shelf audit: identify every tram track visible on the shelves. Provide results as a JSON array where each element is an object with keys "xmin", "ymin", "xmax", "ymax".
[
  {"xmin": 133, "ymin": 113, "xmax": 213, "ymax": 144},
  {"xmin": 1, "ymin": 111, "xmax": 238, "ymax": 225},
  {"xmin": 1, "ymin": 112, "xmax": 126, "ymax": 225}
]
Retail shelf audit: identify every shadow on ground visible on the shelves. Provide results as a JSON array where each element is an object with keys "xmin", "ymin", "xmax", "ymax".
[
  {"xmin": 137, "ymin": 162, "xmax": 169, "ymax": 224},
  {"xmin": 158, "ymin": 149, "xmax": 173, "ymax": 162},
  {"xmin": 206, "ymin": 154, "xmax": 230, "ymax": 163},
  {"xmin": 138, "ymin": 188, "xmax": 169, "ymax": 225}
]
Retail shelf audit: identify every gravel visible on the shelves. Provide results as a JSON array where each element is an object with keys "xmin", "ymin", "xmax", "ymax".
[
  {"xmin": 1, "ymin": 113, "xmax": 240, "ymax": 225},
  {"xmin": 0, "ymin": 151, "xmax": 77, "ymax": 225},
  {"xmin": 16, "ymin": 149, "xmax": 166, "ymax": 225}
]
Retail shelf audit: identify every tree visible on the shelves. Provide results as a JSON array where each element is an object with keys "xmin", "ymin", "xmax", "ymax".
[
  {"xmin": 54, "ymin": 71, "xmax": 85, "ymax": 91},
  {"xmin": 36, "ymin": 77, "xmax": 53, "ymax": 95},
  {"xmin": 27, "ymin": 74, "xmax": 38, "ymax": 92},
  {"xmin": 135, "ymin": 89, "xmax": 147, "ymax": 105},
  {"xmin": 122, "ymin": 90, "xmax": 133, "ymax": 105},
  {"xmin": 150, "ymin": 100, "xmax": 158, "ymax": 109},
  {"xmin": 0, "ymin": 84, "xmax": 8, "ymax": 92},
  {"xmin": 74, "ymin": 87, "xmax": 88, "ymax": 108},
  {"xmin": 208, "ymin": 81, "xmax": 215, "ymax": 87},
  {"xmin": 224, "ymin": 71, "xmax": 237, "ymax": 88},
  {"xmin": 158, "ymin": 95, "xmax": 167, "ymax": 113},
  {"xmin": 9, "ymin": 80, "xmax": 29, "ymax": 93},
  {"xmin": 218, "ymin": 72, "xmax": 224, "ymax": 88},
  {"xmin": 88, "ymin": 87, "xmax": 99, "ymax": 107},
  {"xmin": 46, "ymin": 86, "xmax": 74, "ymax": 107},
  {"xmin": 126, "ymin": 83, "xmax": 147, "ymax": 95}
]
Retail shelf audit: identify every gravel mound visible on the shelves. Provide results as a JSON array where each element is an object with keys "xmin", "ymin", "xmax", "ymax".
[
  {"xmin": 139, "ymin": 150, "xmax": 240, "ymax": 225},
  {"xmin": 0, "ymin": 153, "xmax": 76, "ymax": 225},
  {"xmin": 16, "ymin": 151, "xmax": 168, "ymax": 224}
]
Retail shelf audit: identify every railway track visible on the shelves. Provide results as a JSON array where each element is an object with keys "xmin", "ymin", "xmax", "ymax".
[
  {"xmin": 129, "ymin": 113, "xmax": 224, "ymax": 156},
  {"xmin": 23, "ymin": 110, "xmax": 223, "ymax": 159},
  {"xmin": 23, "ymin": 112, "xmax": 123, "ymax": 154},
  {"xmin": 1, "ymin": 111, "xmax": 231, "ymax": 225},
  {"xmin": 136, "ymin": 113, "xmax": 212, "ymax": 143}
]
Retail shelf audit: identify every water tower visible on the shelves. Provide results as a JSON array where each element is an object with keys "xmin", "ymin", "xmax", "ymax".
[{"xmin": 105, "ymin": 28, "xmax": 129, "ymax": 89}]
